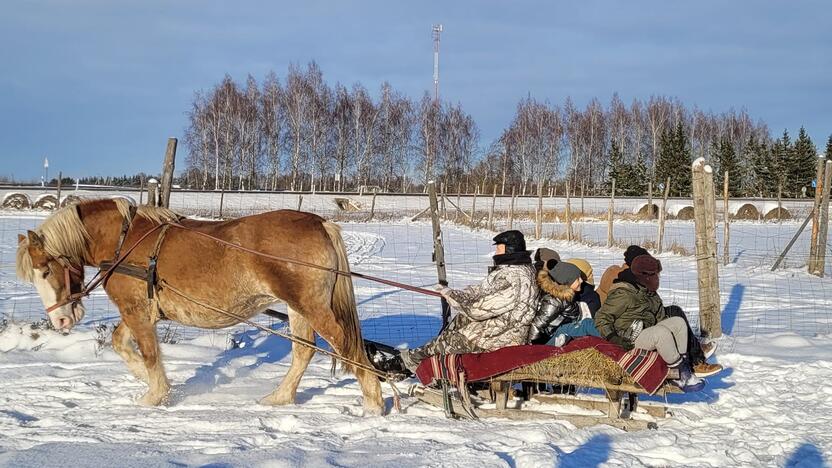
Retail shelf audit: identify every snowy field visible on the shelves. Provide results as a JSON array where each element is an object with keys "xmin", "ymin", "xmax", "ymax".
[{"xmin": 1, "ymin": 213, "xmax": 832, "ymax": 466}]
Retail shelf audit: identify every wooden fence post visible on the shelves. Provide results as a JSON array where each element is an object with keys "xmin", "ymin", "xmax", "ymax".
[
  {"xmin": 565, "ymin": 180, "xmax": 573, "ymax": 241},
  {"xmin": 692, "ymin": 159, "xmax": 721, "ymax": 339},
  {"xmin": 809, "ymin": 156, "xmax": 827, "ymax": 274},
  {"xmin": 723, "ymin": 171, "xmax": 730, "ymax": 266},
  {"xmin": 428, "ymin": 181, "xmax": 451, "ymax": 327},
  {"xmin": 509, "ymin": 186, "xmax": 516, "ymax": 230},
  {"xmin": 657, "ymin": 177, "xmax": 670, "ymax": 253},
  {"xmin": 218, "ymin": 185, "xmax": 225, "ymax": 219},
  {"xmin": 159, "ymin": 137, "xmax": 177, "ymax": 208},
  {"xmin": 55, "ymin": 171, "xmax": 62, "ymax": 210},
  {"xmin": 816, "ymin": 160, "xmax": 832, "ymax": 277},
  {"xmin": 139, "ymin": 175, "xmax": 145, "ymax": 205},
  {"xmin": 488, "ymin": 186, "xmax": 496, "ymax": 231},
  {"xmin": 607, "ymin": 179, "xmax": 616, "ymax": 247},
  {"xmin": 368, "ymin": 188, "xmax": 377, "ymax": 221},
  {"xmin": 647, "ymin": 181, "xmax": 653, "ymax": 220},
  {"xmin": 455, "ymin": 182, "xmax": 462, "ymax": 223},
  {"xmin": 297, "ymin": 194, "xmax": 303, "ymax": 211},
  {"xmin": 470, "ymin": 189, "xmax": 478, "ymax": 228},
  {"xmin": 777, "ymin": 182, "xmax": 783, "ymax": 223},
  {"xmin": 535, "ymin": 183, "xmax": 543, "ymax": 239},
  {"xmin": 440, "ymin": 183, "xmax": 447, "ymax": 220},
  {"xmin": 147, "ymin": 179, "xmax": 158, "ymax": 207}
]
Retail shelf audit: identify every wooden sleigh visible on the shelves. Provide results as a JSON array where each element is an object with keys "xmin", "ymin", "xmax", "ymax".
[{"xmin": 408, "ymin": 345, "xmax": 684, "ymax": 432}]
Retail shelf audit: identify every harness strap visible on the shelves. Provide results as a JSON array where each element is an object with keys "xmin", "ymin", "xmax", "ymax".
[
  {"xmin": 112, "ymin": 205, "xmax": 137, "ymax": 261},
  {"xmin": 146, "ymin": 224, "xmax": 171, "ymax": 299}
]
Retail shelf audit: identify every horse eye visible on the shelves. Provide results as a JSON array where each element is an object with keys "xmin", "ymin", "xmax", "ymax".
[{"xmin": 42, "ymin": 270, "xmax": 50, "ymax": 279}]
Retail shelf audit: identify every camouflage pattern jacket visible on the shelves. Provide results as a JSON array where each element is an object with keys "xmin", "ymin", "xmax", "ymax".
[{"xmin": 443, "ymin": 263, "xmax": 539, "ymax": 351}]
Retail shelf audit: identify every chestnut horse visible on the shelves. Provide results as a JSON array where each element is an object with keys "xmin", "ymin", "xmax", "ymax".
[{"xmin": 16, "ymin": 198, "xmax": 383, "ymax": 414}]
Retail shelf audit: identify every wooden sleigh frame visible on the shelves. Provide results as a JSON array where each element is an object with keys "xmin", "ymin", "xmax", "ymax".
[{"xmin": 408, "ymin": 348, "xmax": 683, "ymax": 432}]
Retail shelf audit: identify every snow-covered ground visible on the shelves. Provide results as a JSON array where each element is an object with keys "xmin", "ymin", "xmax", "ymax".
[{"xmin": 1, "ymin": 214, "xmax": 831, "ymax": 466}]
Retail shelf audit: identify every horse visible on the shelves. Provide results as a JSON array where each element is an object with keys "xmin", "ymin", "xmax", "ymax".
[{"xmin": 15, "ymin": 198, "xmax": 383, "ymax": 415}]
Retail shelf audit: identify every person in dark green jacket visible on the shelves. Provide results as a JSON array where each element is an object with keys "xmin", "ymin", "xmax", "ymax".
[{"xmin": 594, "ymin": 254, "xmax": 706, "ymax": 392}]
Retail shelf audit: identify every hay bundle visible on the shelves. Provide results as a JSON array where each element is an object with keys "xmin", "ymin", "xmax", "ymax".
[
  {"xmin": 334, "ymin": 197, "xmax": 362, "ymax": 212},
  {"xmin": 732, "ymin": 203, "xmax": 760, "ymax": 220},
  {"xmin": 674, "ymin": 206, "xmax": 695, "ymax": 220},
  {"xmin": 495, "ymin": 348, "xmax": 638, "ymax": 387},
  {"xmin": 763, "ymin": 206, "xmax": 791, "ymax": 220},
  {"xmin": 636, "ymin": 203, "xmax": 658, "ymax": 219}
]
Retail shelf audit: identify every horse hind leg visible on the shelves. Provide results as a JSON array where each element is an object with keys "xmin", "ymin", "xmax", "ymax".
[
  {"xmin": 295, "ymin": 305, "xmax": 384, "ymax": 416},
  {"xmin": 260, "ymin": 307, "xmax": 316, "ymax": 406},
  {"xmin": 112, "ymin": 322, "xmax": 148, "ymax": 383}
]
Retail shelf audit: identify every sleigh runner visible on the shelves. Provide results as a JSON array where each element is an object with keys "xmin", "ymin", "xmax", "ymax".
[{"xmin": 406, "ymin": 337, "xmax": 683, "ymax": 431}]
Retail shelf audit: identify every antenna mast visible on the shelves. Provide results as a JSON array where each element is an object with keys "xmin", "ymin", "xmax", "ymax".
[{"xmin": 432, "ymin": 24, "xmax": 443, "ymax": 102}]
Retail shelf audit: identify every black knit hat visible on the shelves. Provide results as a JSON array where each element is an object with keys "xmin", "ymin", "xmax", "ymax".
[
  {"xmin": 624, "ymin": 245, "xmax": 649, "ymax": 266},
  {"xmin": 493, "ymin": 230, "xmax": 527, "ymax": 254},
  {"xmin": 549, "ymin": 261, "xmax": 582, "ymax": 286}
]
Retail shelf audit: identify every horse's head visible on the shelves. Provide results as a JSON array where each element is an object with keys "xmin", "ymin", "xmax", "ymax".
[{"xmin": 17, "ymin": 231, "xmax": 86, "ymax": 331}]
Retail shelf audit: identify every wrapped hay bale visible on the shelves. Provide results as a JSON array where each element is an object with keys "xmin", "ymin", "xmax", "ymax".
[
  {"xmin": 33, "ymin": 194, "xmax": 58, "ymax": 210},
  {"xmin": 1, "ymin": 192, "xmax": 31, "ymax": 210}
]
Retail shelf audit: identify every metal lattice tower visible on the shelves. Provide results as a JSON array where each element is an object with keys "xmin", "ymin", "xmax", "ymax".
[{"xmin": 432, "ymin": 24, "xmax": 443, "ymax": 102}]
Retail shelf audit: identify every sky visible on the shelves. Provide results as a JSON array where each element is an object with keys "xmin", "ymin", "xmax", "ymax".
[{"xmin": 0, "ymin": 0, "xmax": 830, "ymax": 181}]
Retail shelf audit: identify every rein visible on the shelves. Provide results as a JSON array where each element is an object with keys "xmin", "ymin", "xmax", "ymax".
[
  {"xmin": 160, "ymin": 278, "xmax": 404, "ymax": 410},
  {"xmin": 168, "ymin": 223, "xmax": 443, "ymax": 299},
  {"xmin": 44, "ymin": 215, "xmax": 442, "ymax": 315}
]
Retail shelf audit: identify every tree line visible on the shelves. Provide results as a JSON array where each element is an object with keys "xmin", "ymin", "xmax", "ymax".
[{"xmin": 181, "ymin": 61, "xmax": 830, "ymax": 197}]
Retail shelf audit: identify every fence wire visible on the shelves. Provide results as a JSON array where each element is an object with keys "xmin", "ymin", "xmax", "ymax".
[{"xmin": 1, "ymin": 187, "xmax": 830, "ymax": 348}]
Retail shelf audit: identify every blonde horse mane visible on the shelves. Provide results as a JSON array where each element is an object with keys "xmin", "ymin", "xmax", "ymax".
[{"xmin": 16, "ymin": 198, "xmax": 181, "ymax": 282}]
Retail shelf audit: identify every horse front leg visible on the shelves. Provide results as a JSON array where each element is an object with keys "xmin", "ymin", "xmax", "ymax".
[
  {"xmin": 260, "ymin": 307, "xmax": 315, "ymax": 406},
  {"xmin": 122, "ymin": 309, "xmax": 170, "ymax": 406},
  {"xmin": 112, "ymin": 322, "xmax": 148, "ymax": 383}
]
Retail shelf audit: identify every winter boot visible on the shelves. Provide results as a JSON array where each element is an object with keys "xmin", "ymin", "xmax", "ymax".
[
  {"xmin": 399, "ymin": 349, "xmax": 423, "ymax": 374},
  {"xmin": 366, "ymin": 344, "xmax": 412, "ymax": 380},
  {"xmin": 693, "ymin": 362, "xmax": 723, "ymax": 378},
  {"xmin": 701, "ymin": 341, "xmax": 717, "ymax": 360},
  {"xmin": 670, "ymin": 356, "xmax": 706, "ymax": 393}
]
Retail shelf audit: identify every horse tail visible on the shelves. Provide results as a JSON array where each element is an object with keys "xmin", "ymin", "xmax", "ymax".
[{"xmin": 322, "ymin": 221, "xmax": 368, "ymax": 371}]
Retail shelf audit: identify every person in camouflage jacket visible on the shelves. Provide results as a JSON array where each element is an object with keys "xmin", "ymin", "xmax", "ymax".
[{"xmin": 400, "ymin": 231, "xmax": 539, "ymax": 372}]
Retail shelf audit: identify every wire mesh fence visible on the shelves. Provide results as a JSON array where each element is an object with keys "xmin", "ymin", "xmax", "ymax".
[{"xmin": 1, "ymin": 186, "xmax": 830, "ymax": 349}]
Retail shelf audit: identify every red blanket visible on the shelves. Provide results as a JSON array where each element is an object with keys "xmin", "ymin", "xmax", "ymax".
[{"xmin": 415, "ymin": 336, "xmax": 669, "ymax": 395}]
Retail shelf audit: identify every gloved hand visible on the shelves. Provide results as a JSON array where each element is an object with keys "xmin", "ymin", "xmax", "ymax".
[
  {"xmin": 434, "ymin": 284, "xmax": 461, "ymax": 309},
  {"xmin": 623, "ymin": 320, "xmax": 644, "ymax": 343}
]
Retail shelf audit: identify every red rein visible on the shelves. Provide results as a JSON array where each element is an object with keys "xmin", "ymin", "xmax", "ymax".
[{"xmin": 42, "ymin": 221, "xmax": 441, "ymax": 315}]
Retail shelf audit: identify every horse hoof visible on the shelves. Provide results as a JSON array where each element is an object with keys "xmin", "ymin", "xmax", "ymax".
[
  {"xmin": 364, "ymin": 404, "xmax": 385, "ymax": 417},
  {"xmin": 259, "ymin": 393, "xmax": 294, "ymax": 406},
  {"xmin": 138, "ymin": 390, "xmax": 169, "ymax": 406}
]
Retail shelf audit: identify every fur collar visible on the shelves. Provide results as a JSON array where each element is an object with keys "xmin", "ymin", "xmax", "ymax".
[{"xmin": 536, "ymin": 269, "xmax": 576, "ymax": 301}]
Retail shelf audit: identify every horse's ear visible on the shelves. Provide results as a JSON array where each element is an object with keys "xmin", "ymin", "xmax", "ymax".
[
  {"xmin": 18, "ymin": 233, "xmax": 25, "ymax": 244},
  {"xmin": 27, "ymin": 230, "xmax": 44, "ymax": 250}
]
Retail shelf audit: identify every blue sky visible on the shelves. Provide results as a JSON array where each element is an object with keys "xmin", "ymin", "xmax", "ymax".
[{"xmin": 0, "ymin": 0, "xmax": 829, "ymax": 180}]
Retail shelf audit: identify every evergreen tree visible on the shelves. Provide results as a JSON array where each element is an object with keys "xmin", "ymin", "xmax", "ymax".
[
  {"xmin": 790, "ymin": 127, "xmax": 817, "ymax": 197},
  {"xmin": 771, "ymin": 129, "xmax": 792, "ymax": 196},
  {"xmin": 714, "ymin": 137, "xmax": 741, "ymax": 196},
  {"xmin": 631, "ymin": 155, "xmax": 648, "ymax": 196},
  {"xmin": 748, "ymin": 135, "xmax": 770, "ymax": 196},
  {"xmin": 826, "ymin": 134, "xmax": 832, "ymax": 160},
  {"xmin": 656, "ymin": 123, "xmax": 692, "ymax": 196},
  {"xmin": 607, "ymin": 140, "xmax": 626, "ymax": 194}
]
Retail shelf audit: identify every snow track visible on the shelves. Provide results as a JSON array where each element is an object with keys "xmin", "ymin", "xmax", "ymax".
[{"xmin": 1, "ymin": 217, "xmax": 831, "ymax": 466}]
